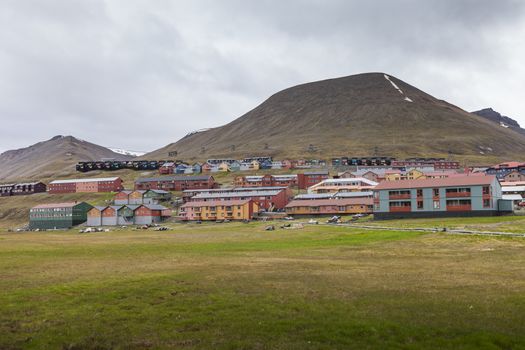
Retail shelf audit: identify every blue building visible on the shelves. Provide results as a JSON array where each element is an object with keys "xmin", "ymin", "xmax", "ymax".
[{"xmin": 373, "ymin": 175, "xmax": 512, "ymax": 219}]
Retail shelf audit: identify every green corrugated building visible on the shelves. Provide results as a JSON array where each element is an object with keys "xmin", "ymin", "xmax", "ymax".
[{"xmin": 29, "ymin": 202, "xmax": 93, "ymax": 230}]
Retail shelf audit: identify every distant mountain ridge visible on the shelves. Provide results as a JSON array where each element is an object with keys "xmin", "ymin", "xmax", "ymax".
[
  {"xmin": 145, "ymin": 72, "xmax": 525, "ymax": 163},
  {"xmin": 472, "ymin": 108, "xmax": 524, "ymax": 135},
  {"xmin": 0, "ymin": 135, "xmax": 134, "ymax": 181}
]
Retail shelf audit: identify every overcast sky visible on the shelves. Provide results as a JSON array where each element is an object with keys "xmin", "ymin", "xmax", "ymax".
[{"xmin": 1, "ymin": 0, "xmax": 524, "ymax": 153}]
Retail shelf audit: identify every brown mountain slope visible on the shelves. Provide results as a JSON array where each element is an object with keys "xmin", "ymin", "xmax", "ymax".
[
  {"xmin": 0, "ymin": 135, "xmax": 133, "ymax": 181},
  {"xmin": 146, "ymin": 72, "xmax": 525, "ymax": 163}
]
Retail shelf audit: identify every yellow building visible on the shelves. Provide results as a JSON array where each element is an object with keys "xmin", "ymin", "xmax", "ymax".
[
  {"xmin": 406, "ymin": 169, "xmax": 426, "ymax": 180},
  {"xmin": 179, "ymin": 199, "xmax": 259, "ymax": 221},
  {"xmin": 218, "ymin": 162, "xmax": 231, "ymax": 172}
]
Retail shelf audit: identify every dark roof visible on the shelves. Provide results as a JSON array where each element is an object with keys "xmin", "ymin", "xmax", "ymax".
[
  {"xmin": 374, "ymin": 175, "xmax": 497, "ymax": 190},
  {"xmin": 135, "ymin": 175, "xmax": 212, "ymax": 183}
]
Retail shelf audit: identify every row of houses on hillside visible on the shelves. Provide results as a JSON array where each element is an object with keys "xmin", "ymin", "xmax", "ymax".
[
  {"xmin": 134, "ymin": 175, "xmax": 217, "ymax": 191},
  {"xmin": 330, "ymin": 157, "xmax": 460, "ymax": 170},
  {"xmin": 159, "ymin": 158, "xmax": 328, "ymax": 175},
  {"xmin": 0, "ymin": 182, "xmax": 47, "ymax": 197},
  {"xmin": 485, "ymin": 162, "xmax": 525, "ymax": 181},
  {"xmin": 338, "ymin": 168, "xmax": 464, "ymax": 183}
]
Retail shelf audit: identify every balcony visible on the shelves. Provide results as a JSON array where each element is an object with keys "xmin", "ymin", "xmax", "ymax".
[
  {"xmin": 446, "ymin": 191, "xmax": 471, "ymax": 198},
  {"xmin": 389, "ymin": 193, "xmax": 411, "ymax": 200},
  {"xmin": 389, "ymin": 206, "xmax": 412, "ymax": 213},
  {"xmin": 446, "ymin": 204, "xmax": 472, "ymax": 212}
]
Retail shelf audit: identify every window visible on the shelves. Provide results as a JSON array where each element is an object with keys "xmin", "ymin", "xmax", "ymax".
[
  {"xmin": 433, "ymin": 200, "xmax": 440, "ymax": 209},
  {"xmin": 417, "ymin": 189, "xmax": 423, "ymax": 197},
  {"xmin": 433, "ymin": 188, "xmax": 439, "ymax": 197},
  {"xmin": 483, "ymin": 199, "xmax": 491, "ymax": 208},
  {"xmin": 483, "ymin": 186, "xmax": 490, "ymax": 195},
  {"xmin": 417, "ymin": 201, "xmax": 423, "ymax": 209}
]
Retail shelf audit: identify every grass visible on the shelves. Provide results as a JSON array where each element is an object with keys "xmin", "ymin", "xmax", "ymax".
[
  {"xmin": 358, "ymin": 215, "xmax": 525, "ymax": 233},
  {"xmin": 1, "ymin": 222, "xmax": 525, "ymax": 349}
]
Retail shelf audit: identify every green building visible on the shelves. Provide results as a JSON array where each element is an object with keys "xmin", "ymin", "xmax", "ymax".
[{"xmin": 29, "ymin": 202, "xmax": 93, "ymax": 230}]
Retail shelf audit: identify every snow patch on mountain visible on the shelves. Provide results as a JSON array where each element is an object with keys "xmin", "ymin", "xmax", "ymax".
[
  {"xmin": 109, "ymin": 148, "xmax": 146, "ymax": 157},
  {"xmin": 384, "ymin": 74, "xmax": 413, "ymax": 102}
]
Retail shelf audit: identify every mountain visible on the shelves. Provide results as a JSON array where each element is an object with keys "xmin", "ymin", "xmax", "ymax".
[
  {"xmin": 0, "ymin": 135, "xmax": 134, "ymax": 181},
  {"xmin": 471, "ymin": 108, "xmax": 525, "ymax": 135},
  {"xmin": 146, "ymin": 73, "xmax": 525, "ymax": 163}
]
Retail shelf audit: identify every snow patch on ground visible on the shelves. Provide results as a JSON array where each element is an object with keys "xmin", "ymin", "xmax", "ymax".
[
  {"xmin": 384, "ymin": 74, "xmax": 413, "ymax": 102},
  {"xmin": 109, "ymin": 148, "xmax": 146, "ymax": 157}
]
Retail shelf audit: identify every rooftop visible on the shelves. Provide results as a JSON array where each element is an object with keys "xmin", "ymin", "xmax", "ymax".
[
  {"xmin": 285, "ymin": 197, "xmax": 373, "ymax": 208},
  {"xmin": 50, "ymin": 177, "xmax": 121, "ymax": 184},
  {"xmin": 374, "ymin": 175, "xmax": 497, "ymax": 190}
]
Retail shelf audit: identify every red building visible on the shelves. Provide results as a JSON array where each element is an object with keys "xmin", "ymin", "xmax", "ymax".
[
  {"xmin": 234, "ymin": 174, "xmax": 298, "ymax": 188},
  {"xmin": 187, "ymin": 187, "xmax": 291, "ymax": 210},
  {"xmin": 134, "ymin": 175, "xmax": 217, "ymax": 191},
  {"xmin": 48, "ymin": 177, "xmax": 123, "ymax": 194},
  {"xmin": 159, "ymin": 162, "xmax": 175, "ymax": 174},
  {"xmin": 297, "ymin": 171, "xmax": 330, "ymax": 189}
]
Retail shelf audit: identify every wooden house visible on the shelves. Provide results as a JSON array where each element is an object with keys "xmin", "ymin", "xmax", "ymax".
[
  {"xmin": 0, "ymin": 181, "xmax": 47, "ymax": 197},
  {"xmin": 179, "ymin": 199, "xmax": 258, "ymax": 221},
  {"xmin": 48, "ymin": 177, "xmax": 123, "ymax": 194},
  {"xmin": 135, "ymin": 175, "xmax": 217, "ymax": 191},
  {"xmin": 192, "ymin": 163, "xmax": 202, "ymax": 174},
  {"xmin": 285, "ymin": 197, "xmax": 373, "ymax": 216},
  {"xmin": 159, "ymin": 162, "xmax": 175, "ymax": 175},
  {"xmin": 87, "ymin": 204, "xmax": 171, "ymax": 226},
  {"xmin": 218, "ymin": 162, "xmax": 231, "ymax": 172}
]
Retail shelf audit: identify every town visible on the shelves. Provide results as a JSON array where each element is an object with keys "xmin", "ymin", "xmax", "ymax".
[{"xmin": 6, "ymin": 155, "xmax": 523, "ymax": 230}]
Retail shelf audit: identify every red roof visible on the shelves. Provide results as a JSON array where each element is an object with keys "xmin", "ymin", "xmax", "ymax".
[
  {"xmin": 374, "ymin": 175, "xmax": 497, "ymax": 190},
  {"xmin": 32, "ymin": 202, "xmax": 80, "ymax": 209},
  {"xmin": 181, "ymin": 199, "xmax": 252, "ymax": 208},
  {"xmin": 491, "ymin": 162, "xmax": 525, "ymax": 169},
  {"xmin": 285, "ymin": 198, "xmax": 373, "ymax": 208}
]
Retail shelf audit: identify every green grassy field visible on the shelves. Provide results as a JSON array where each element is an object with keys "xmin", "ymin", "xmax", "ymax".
[{"xmin": 2, "ymin": 221, "xmax": 525, "ymax": 349}]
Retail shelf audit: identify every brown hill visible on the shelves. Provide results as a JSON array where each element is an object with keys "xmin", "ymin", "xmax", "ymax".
[
  {"xmin": 0, "ymin": 135, "xmax": 133, "ymax": 181},
  {"xmin": 146, "ymin": 72, "xmax": 525, "ymax": 163}
]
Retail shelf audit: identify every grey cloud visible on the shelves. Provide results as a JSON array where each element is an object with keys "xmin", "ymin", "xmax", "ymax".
[{"xmin": 0, "ymin": 0, "xmax": 524, "ymax": 153}]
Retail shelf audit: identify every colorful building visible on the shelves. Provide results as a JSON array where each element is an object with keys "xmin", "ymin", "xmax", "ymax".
[
  {"xmin": 373, "ymin": 175, "xmax": 512, "ymax": 219},
  {"xmin": 48, "ymin": 177, "xmax": 123, "ymax": 194},
  {"xmin": 87, "ymin": 204, "xmax": 172, "ymax": 226},
  {"xmin": 187, "ymin": 187, "xmax": 291, "ymax": 210},
  {"xmin": 0, "ymin": 182, "xmax": 47, "ymax": 197},
  {"xmin": 134, "ymin": 175, "xmax": 217, "ymax": 191},
  {"xmin": 179, "ymin": 199, "xmax": 258, "ymax": 221},
  {"xmin": 29, "ymin": 202, "xmax": 93, "ymax": 229},
  {"xmin": 114, "ymin": 189, "xmax": 171, "ymax": 205},
  {"xmin": 285, "ymin": 197, "xmax": 373, "ymax": 216},
  {"xmin": 234, "ymin": 174, "xmax": 298, "ymax": 188},
  {"xmin": 307, "ymin": 178, "xmax": 378, "ymax": 194}
]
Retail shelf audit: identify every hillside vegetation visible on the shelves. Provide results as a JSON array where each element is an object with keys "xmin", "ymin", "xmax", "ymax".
[{"xmin": 147, "ymin": 73, "xmax": 525, "ymax": 163}]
